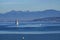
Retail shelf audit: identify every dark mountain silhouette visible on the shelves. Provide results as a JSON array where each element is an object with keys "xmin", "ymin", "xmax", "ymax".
[
  {"xmin": 0, "ymin": 9, "xmax": 60, "ymax": 21},
  {"xmin": 33, "ymin": 17, "xmax": 60, "ymax": 22}
]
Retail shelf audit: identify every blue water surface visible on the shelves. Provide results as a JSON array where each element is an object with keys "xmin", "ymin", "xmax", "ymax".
[{"xmin": 0, "ymin": 21, "xmax": 60, "ymax": 40}]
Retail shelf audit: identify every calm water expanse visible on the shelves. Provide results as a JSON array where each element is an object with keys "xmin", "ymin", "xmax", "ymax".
[{"xmin": 0, "ymin": 21, "xmax": 60, "ymax": 40}]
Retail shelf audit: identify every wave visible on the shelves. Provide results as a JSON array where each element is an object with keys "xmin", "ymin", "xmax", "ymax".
[{"xmin": 0, "ymin": 31, "xmax": 60, "ymax": 34}]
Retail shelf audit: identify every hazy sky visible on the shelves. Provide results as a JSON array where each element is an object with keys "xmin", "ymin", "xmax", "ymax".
[{"xmin": 0, "ymin": 0, "xmax": 60, "ymax": 13}]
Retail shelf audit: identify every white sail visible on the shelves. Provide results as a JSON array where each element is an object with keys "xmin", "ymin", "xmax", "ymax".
[{"xmin": 16, "ymin": 19, "xmax": 19, "ymax": 27}]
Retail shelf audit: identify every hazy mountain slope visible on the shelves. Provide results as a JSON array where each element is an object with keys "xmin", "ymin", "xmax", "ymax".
[
  {"xmin": 33, "ymin": 17, "xmax": 60, "ymax": 21},
  {"xmin": 0, "ymin": 9, "xmax": 60, "ymax": 20}
]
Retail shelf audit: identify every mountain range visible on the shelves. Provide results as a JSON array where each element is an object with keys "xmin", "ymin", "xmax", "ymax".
[
  {"xmin": 0, "ymin": 9, "xmax": 60, "ymax": 21},
  {"xmin": 32, "ymin": 17, "xmax": 60, "ymax": 22}
]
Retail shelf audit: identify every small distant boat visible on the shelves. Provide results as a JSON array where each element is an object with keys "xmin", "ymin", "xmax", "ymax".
[
  {"xmin": 16, "ymin": 19, "xmax": 19, "ymax": 27},
  {"xmin": 40, "ymin": 24, "xmax": 42, "ymax": 26},
  {"xmin": 22, "ymin": 37, "xmax": 24, "ymax": 40}
]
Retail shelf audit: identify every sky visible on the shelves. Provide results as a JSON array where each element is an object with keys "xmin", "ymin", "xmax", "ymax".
[{"xmin": 0, "ymin": 0, "xmax": 60, "ymax": 13}]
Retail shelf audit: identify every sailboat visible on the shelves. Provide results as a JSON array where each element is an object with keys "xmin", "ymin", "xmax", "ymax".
[{"xmin": 16, "ymin": 19, "xmax": 19, "ymax": 27}]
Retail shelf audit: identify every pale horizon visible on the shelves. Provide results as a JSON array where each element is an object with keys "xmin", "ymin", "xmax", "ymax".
[{"xmin": 0, "ymin": 0, "xmax": 60, "ymax": 13}]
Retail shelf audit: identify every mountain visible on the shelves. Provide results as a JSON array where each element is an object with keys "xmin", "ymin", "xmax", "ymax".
[
  {"xmin": 0, "ymin": 9, "xmax": 60, "ymax": 21},
  {"xmin": 32, "ymin": 17, "xmax": 60, "ymax": 22}
]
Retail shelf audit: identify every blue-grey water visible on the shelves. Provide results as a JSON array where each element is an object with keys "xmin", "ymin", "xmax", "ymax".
[{"xmin": 0, "ymin": 21, "xmax": 60, "ymax": 40}]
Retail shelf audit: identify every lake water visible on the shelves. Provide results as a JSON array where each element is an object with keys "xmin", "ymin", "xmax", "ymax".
[{"xmin": 0, "ymin": 21, "xmax": 60, "ymax": 40}]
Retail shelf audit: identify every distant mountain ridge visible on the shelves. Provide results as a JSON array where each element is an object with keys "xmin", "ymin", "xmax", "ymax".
[
  {"xmin": 0, "ymin": 9, "xmax": 60, "ymax": 20},
  {"xmin": 33, "ymin": 17, "xmax": 60, "ymax": 22}
]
